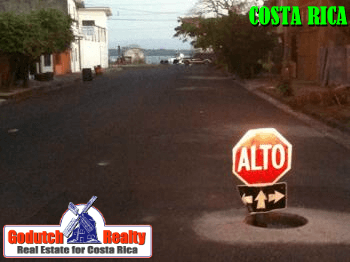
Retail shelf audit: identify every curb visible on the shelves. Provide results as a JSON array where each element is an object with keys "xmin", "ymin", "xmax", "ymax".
[
  {"xmin": 0, "ymin": 77, "xmax": 81, "ymax": 107},
  {"xmin": 0, "ymin": 67, "xmax": 145, "ymax": 107},
  {"xmin": 235, "ymin": 79, "xmax": 350, "ymax": 150},
  {"xmin": 0, "ymin": 69, "xmax": 125, "ymax": 108}
]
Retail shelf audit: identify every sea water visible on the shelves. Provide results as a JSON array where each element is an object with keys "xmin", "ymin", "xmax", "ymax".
[{"xmin": 109, "ymin": 56, "xmax": 174, "ymax": 65}]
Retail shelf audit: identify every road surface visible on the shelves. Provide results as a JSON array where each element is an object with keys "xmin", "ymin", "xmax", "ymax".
[{"xmin": 1, "ymin": 65, "xmax": 349, "ymax": 261}]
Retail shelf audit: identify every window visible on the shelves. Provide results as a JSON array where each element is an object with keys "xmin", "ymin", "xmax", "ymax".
[
  {"xmin": 82, "ymin": 20, "xmax": 95, "ymax": 26},
  {"xmin": 82, "ymin": 26, "xmax": 94, "ymax": 36},
  {"xmin": 44, "ymin": 54, "xmax": 51, "ymax": 66}
]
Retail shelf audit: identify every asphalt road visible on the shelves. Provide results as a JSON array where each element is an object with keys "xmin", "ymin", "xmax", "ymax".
[{"xmin": 1, "ymin": 65, "xmax": 349, "ymax": 261}]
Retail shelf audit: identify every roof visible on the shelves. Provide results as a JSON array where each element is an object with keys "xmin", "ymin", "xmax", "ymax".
[{"xmin": 78, "ymin": 7, "xmax": 112, "ymax": 16}]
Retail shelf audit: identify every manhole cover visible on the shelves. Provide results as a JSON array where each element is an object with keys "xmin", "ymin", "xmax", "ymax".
[{"xmin": 244, "ymin": 212, "xmax": 308, "ymax": 229}]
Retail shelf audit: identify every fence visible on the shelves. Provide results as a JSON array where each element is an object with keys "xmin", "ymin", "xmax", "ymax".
[{"xmin": 81, "ymin": 26, "xmax": 106, "ymax": 42}]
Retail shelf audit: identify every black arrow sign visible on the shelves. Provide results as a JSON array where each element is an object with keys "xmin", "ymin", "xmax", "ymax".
[{"xmin": 238, "ymin": 183, "xmax": 287, "ymax": 213}]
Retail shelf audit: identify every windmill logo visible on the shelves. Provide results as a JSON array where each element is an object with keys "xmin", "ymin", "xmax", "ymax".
[{"xmin": 62, "ymin": 196, "xmax": 101, "ymax": 244}]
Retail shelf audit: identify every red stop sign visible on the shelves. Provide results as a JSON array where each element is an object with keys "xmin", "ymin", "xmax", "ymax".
[{"xmin": 232, "ymin": 128, "xmax": 292, "ymax": 186}]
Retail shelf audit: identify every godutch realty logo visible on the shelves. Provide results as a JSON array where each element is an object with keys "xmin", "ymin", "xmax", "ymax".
[{"xmin": 3, "ymin": 196, "xmax": 152, "ymax": 258}]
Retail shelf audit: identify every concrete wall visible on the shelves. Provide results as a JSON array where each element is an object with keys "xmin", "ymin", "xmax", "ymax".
[
  {"xmin": 80, "ymin": 28, "xmax": 109, "ymax": 69},
  {"xmin": 38, "ymin": 55, "xmax": 54, "ymax": 73},
  {"xmin": 78, "ymin": 9, "xmax": 110, "ymax": 70},
  {"xmin": 78, "ymin": 9, "xmax": 109, "ymax": 28},
  {"xmin": 68, "ymin": 0, "xmax": 81, "ymax": 73},
  {"xmin": 80, "ymin": 41, "xmax": 105, "ymax": 69}
]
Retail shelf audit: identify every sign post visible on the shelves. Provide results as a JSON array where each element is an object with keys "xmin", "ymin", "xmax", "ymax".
[{"xmin": 232, "ymin": 128, "xmax": 292, "ymax": 213}]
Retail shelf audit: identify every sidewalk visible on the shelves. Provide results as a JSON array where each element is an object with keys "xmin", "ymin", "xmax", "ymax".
[
  {"xmin": 0, "ymin": 68, "xmax": 126, "ymax": 107},
  {"xmin": 0, "ymin": 72, "xmax": 81, "ymax": 106},
  {"xmin": 238, "ymin": 75, "xmax": 350, "ymax": 148}
]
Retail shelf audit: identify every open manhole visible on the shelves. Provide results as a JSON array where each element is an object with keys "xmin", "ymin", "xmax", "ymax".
[{"xmin": 244, "ymin": 212, "xmax": 308, "ymax": 229}]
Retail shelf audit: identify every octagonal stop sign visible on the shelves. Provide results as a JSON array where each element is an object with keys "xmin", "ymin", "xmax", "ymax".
[{"xmin": 232, "ymin": 128, "xmax": 292, "ymax": 186}]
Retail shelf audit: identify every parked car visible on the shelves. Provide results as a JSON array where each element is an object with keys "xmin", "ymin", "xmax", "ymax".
[{"xmin": 183, "ymin": 58, "xmax": 212, "ymax": 65}]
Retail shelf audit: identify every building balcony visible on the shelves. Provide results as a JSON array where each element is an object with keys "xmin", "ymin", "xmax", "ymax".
[{"xmin": 81, "ymin": 25, "xmax": 106, "ymax": 42}]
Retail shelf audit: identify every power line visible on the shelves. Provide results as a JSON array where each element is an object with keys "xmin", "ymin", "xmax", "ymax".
[
  {"xmin": 109, "ymin": 18, "xmax": 177, "ymax": 21},
  {"xmin": 116, "ymin": 13, "xmax": 181, "ymax": 16},
  {"xmin": 97, "ymin": 2, "xmax": 191, "ymax": 6},
  {"xmin": 115, "ymin": 8, "xmax": 179, "ymax": 14},
  {"xmin": 82, "ymin": 6, "xmax": 180, "ymax": 14},
  {"xmin": 84, "ymin": 1, "xmax": 192, "ymax": 7}
]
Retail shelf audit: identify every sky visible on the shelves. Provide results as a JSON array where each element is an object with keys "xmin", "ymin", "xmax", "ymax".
[{"xmin": 84, "ymin": 0, "xmax": 199, "ymax": 50}]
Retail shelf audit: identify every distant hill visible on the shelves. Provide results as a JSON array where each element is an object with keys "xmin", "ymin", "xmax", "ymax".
[
  {"xmin": 109, "ymin": 49, "xmax": 193, "ymax": 57},
  {"xmin": 144, "ymin": 49, "xmax": 193, "ymax": 57}
]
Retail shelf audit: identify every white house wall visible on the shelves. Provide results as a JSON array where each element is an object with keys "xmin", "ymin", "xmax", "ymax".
[
  {"xmin": 68, "ymin": 0, "xmax": 78, "ymax": 21},
  {"xmin": 78, "ymin": 9, "xmax": 110, "ymax": 70},
  {"xmin": 80, "ymin": 41, "xmax": 103, "ymax": 69},
  {"xmin": 78, "ymin": 10, "xmax": 108, "ymax": 28},
  {"xmin": 71, "ymin": 41, "xmax": 80, "ymax": 72},
  {"xmin": 68, "ymin": 0, "xmax": 81, "ymax": 73},
  {"xmin": 38, "ymin": 55, "xmax": 54, "ymax": 73}
]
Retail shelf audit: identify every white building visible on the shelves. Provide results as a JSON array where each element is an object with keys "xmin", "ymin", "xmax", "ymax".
[
  {"xmin": 35, "ymin": 0, "xmax": 83, "ymax": 75},
  {"xmin": 124, "ymin": 48, "xmax": 145, "ymax": 64},
  {"xmin": 36, "ymin": 0, "xmax": 111, "ymax": 75},
  {"xmin": 69, "ymin": 0, "xmax": 82, "ymax": 73},
  {"xmin": 78, "ymin": 7, "xmax": 112, "ymax": 70}
]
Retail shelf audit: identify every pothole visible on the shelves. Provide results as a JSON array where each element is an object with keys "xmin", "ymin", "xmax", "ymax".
[
  {"xmin": 244, "ymin": 212, "xmax": 308, "ymax": 229},
  {"xmin": 193, "ymin": 208, "xmax": 350, "ymax": 244}
]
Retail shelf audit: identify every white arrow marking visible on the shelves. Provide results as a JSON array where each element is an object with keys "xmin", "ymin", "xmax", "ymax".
[
  {"xmin": 8, "ymin": 129, "xmax": 19, "ymax": 133},
  {"xmin": 268, "ymin": 190, "xmax": 285, "ymax": 204},
  {"xmin": 97, "ymin": 161, "xmax": 110, "ymax": 166},
  {"xmin": 255, "ymin": 191, "xmax": 267, "ymax": 209},
  {"xmin": 241, "ymin": 194, "xmax": 253, "ymax": 205}
]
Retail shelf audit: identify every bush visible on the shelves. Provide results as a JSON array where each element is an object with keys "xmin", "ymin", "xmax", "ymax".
[
  {"xmin": 277, "ymin": 79, "xmax": 293, "ymax": 96},
  {"xmin": 174, "ymin": 11, "xmax": 277, "ymax": 79}
]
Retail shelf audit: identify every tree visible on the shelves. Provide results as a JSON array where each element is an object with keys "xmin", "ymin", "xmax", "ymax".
[
  {"xmin": 75, "ymin": 0, "xmax": 85, "ymax": 9},
  {"xmin": 174, "ymin": 9, "xmax": 277, "ymax": 78},
  {"xmin": 0, "ymin": 9, "xmax": 74, "ymax": 87},
  {"xmin": 189, "ymin": 0, "xmax": 262, "ymax": 17}
]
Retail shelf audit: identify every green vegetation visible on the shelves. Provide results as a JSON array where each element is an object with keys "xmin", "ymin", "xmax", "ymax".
[
  {"xmin": 277, "ymin": 79, "xmax": 293, "ymax": 96},
  {"xmin": 0, "ymin": 9, "xmax": 74, "ymax": 87},
  {"xmin": 174, "ymin": 9, "xmax": 278, "ymax": 78}
]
